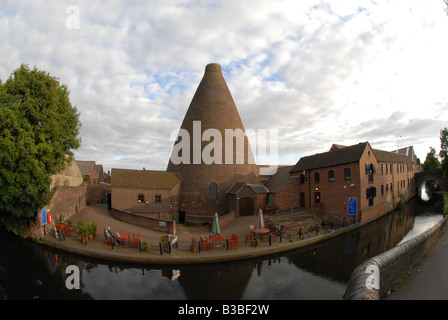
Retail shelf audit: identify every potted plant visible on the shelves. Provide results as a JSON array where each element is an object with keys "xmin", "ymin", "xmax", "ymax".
[
  {"xmin": 90, "ymin": 221, "xmax": 97, "ymax": 236},
  {"xmin": 86, "ymin": 222, "xmax": 94, "ymax": 240},
  {"xmin": 142, "ymin": 241, "xmax": 150, "ymax": 252},
  {"xmin": 66, "ymin": 218, "xmax": 73, "ymax": 232},
  {"xmin": 78, "ymin": 220, "xmax": 87, "ymax": 243},
  {"xmin": 190, "ymin": 238, "xmax": 197, "ymax": 252}
]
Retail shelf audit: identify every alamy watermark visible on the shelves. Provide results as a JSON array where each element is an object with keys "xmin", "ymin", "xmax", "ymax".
[
  {"xmin": 365, "ymin": 265, "xmax": 380, "ymax": 290},
  {"xmin": 65, "ymin": 265, "xmax": 80, "ymax": 289},
  {"xmin": 65, "ymin": 5, "xmax": 80, "ymax": 30},
  {"xmin": 169, "ymin": 121, "xmax": 279, "ymax": 175}
]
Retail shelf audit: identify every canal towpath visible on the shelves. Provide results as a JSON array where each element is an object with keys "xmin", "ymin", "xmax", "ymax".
[{"xmin": 386, "ymin": 222, "xmax": 448, "ymax": 300}]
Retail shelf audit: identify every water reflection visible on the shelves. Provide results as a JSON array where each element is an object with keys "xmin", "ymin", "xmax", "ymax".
[{"xmin": 0, "ymin": 196, "xmax": 443, "ymax": 300}]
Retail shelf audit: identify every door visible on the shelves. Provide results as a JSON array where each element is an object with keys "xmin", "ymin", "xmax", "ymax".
[
  {"xmin": 178, "ymin": 211, "xmax": 185, "ymax": 224},
  {"xmin": 300, "ymin": 193, "xmax": 305, "ymax": 207},
  {"xmin": 239, "ymin": 197, "xmax": 254, "ymax": 216}
]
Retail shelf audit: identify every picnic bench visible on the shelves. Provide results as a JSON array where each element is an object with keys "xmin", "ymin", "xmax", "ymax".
[
  {"xmin": 209, "ymin": 234, "xmax": 225, "ymax": 248},
  {"xmin": 116, "ymin": 232, "xmax": 130, "ymax": 247}
]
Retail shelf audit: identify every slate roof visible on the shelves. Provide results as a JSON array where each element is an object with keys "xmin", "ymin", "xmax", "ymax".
[
  {"xmin": 373, "ymin": 149, "xmax": 414, "ymax": 164},
  {"xmin": 290, "ymin": 142, "xmax": 369, "ymax": 172},
  {"xmin": 247, "ymin": 184, "xmax": 269, "ymax": 194},
  {"xmin": 391, "ymin": 146, "xmax": 417, "ymax": 162},
  {"xmin": 76, "ymin": 160, "xmax": 96, "ymax": 176},
  {"xmin": 111, "ymin": 169, "xmax": 182, "ymax": 190},
  {"xmin": 226, "ymin": 182, "xmax": 269, "ymax": 194},
  {"xmin": 264, "ymin": 166, "xmax": 295, "ymax": 193},
  {"xmin": 226, "ymin": 182, "xmax": 247, "ymax": 195}
]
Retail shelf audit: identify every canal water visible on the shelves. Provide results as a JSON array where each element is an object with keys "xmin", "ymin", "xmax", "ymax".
[{"xmin": 0, "ymin": 194, "xmax": 444, "ymax": 300}]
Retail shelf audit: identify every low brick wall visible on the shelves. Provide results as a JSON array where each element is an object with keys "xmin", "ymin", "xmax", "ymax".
[
  {"xmin": 110, "ymin": 208, "xmax": 176, "ymax": 234},
  {"xmin": 344, "ymin": 217, "xmax": 446, "ymax": 300}
]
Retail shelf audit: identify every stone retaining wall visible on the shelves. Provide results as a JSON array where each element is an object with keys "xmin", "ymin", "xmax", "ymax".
[
  {"xmin": 110, "ymin": 208, "xmax": 176, "ymax": 235},
  {"xmin": 344, "ymin": 217, "xmax": 446, "ymax": 300}
]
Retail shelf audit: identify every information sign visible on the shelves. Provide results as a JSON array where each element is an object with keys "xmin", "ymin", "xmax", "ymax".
[
  {"xmin": 41, "ymin": 208, "xmax": 47, "ymax": 225},
  {"xmin": 348, "ymin": 197, "xmax": 358, "ymax": 216}
]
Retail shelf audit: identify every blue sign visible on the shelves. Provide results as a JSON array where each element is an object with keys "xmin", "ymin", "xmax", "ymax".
[
  {"xmin": 348, "ymin": 197, "xmax": 358, "ymax": 216},
  {"xmin": 41, "ymin": 208, "xmax": 47, "ymax": 225}
]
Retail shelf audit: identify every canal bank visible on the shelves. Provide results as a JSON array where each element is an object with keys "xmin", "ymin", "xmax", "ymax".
[
  {"xmin": 3, "ymin": 196, "xmax": 439, "ymax": 300},
  {"xmin": 38, "ymin": 204, "xmax": 360, "ymax": 265},
  {"xmin": 344, "ymin": 194, "xmax": 447, "ymax": 300}
]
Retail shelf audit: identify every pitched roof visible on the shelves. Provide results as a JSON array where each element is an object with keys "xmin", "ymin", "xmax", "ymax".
[
  {"xmin": 226, "ymin": 182, "xmax": 269, "ymax": 195},
  {"xmin": 373, "ymin": 149, "xmax": 414, "ymax": 164},
  {"xmin": 391, "ymin": 146, "xmax": 417, "ymax": 161},
  {"xmin": 290, "ymin": 142, "xmax": 369, "ymax": 172},
  {"xmin": 247, "ymin": 184, "xmax": 269, "ymax": 194},
  {"xmin": 264, "ymin": 165, "xmax": 295, "ymax": 193},
  {"xmin": 111, "ymin": 169, "xmax": 181, "ymax": 190},
  {"xmin": 76, "ymin": 160, "xmax": 96, "ymax": 176},
  {"xmin": 226, "ymin": 182, "xmax": 246, "ymax": 194}
]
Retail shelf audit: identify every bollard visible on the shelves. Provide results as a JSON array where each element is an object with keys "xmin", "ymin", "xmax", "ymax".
[
  {"xmin": 279, "ymin": 230, "xmax": 282, "ymax": 243},
  {"xmin": 226, "ymin": 239, "xmax": 229, "ymax": 251},
  {"xmin": 159, "ymin": 242, "xmax": 163, "ymax": 255},
  {"xmin": 198, "ymin": 241, "xmax": 202, "ymax": 253},
  {"xmin": 316, "ymin": 224, "xmax": 319, "ymax": 235},
  {"xmin": 269, "ymin": 233, "xmax": 272, "ymax": 246},
  {"xmin": 111, "ymin": 239, "xmax": 114, "ymax": 250},
  {"xmin": 139, "ymin": 240, "xmax": 141, "ymax": 253},
  {"xmin": 168, "ymin": 241, "xmax": 171, "ymax": 254}
]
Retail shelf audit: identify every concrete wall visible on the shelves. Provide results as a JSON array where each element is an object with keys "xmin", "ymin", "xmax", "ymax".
[{"xmin": 344, "ymin": 217, "xmax": 446, "ymax": 300}]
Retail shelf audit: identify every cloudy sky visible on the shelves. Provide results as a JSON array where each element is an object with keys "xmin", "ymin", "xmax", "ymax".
[{"xmin": 1, "ymin": 0, "xmax": 447, "ymax": 172}]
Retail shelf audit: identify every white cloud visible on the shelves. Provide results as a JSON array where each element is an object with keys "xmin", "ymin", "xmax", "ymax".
[{"xmin": 1, "ymin": 0, "xmax": 447, "ymax": 171}]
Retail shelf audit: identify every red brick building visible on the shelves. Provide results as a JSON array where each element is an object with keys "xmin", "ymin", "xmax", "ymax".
[
  {"xmin": 226, "ymin": 182, "xmax": 269, "ymax": 217},
  {"xmin": 264, "ymin": 165, "xmax": 300, "ymax": 211},
  {"xmin": 111, "ymin": 169, "xmax": 181, "ymax": 220},
  {"xmin": 167, "ymin": 63, "xmax": 260, "ymax": 224},
  {"xmin": 289, "ymin": 142, "xmax": 417, "ymax": 226}
]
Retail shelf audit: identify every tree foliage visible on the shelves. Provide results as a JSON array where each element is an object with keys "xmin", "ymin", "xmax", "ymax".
[
  {"xmin": 440, "ymin": 127, "xmax": 448, "ymax": 179},
  {"xmin": 422, "ymin": 147, "xmax": 441, "ymax": 171},
  {"xmin": 0, "ymin": 64, "xmax": 81, "ymax": 236}
]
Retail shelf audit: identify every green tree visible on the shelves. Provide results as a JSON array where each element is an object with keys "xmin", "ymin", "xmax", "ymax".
[
  {"xmin": 440, "ymin": 127, "xmax": 448, "ymax": 179},
  {"xmin": 0, "ymin": 64, "xmax": 81, "ymax": 236},
  {"xmin": 422, "ymin": 147, "xmax": 441, "ymax": 171}
]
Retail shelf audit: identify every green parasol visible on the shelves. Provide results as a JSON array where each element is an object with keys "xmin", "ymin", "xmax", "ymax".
[{"xmin": 211, "ymin": 212, "xmax": 221, "ymax": 235}]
